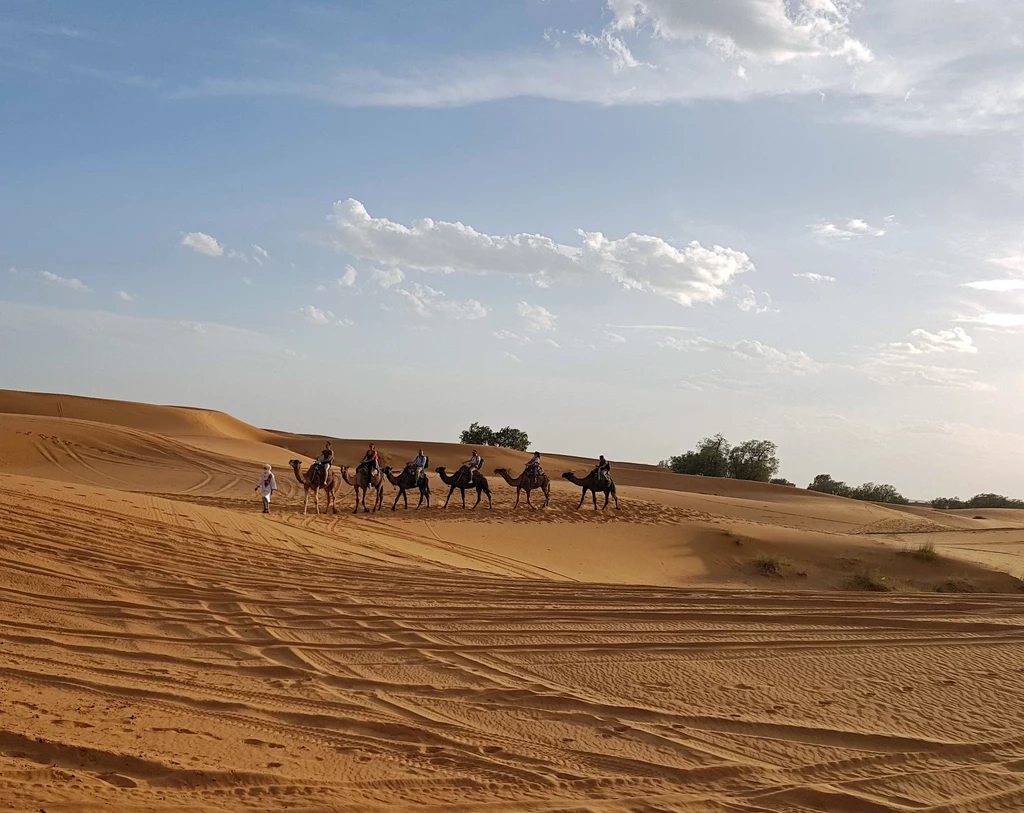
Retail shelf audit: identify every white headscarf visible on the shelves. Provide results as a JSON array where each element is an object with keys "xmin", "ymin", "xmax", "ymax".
[{"xmin": 263, "ymin": 464, "xmax": 272, "ymax": 472}]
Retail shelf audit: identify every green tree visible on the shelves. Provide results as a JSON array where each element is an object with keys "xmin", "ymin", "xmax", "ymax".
[
  {"xmin": 668, "ymin": 434, "xmax": 731, "ymax": 477},
  {"xmin": 770, "ymin": 478, "xmax": 795, "ymax": 486},
  {"xmin": 459, "ymin": 422, "xmax": 495, "ymax": 446},
  {"xmin": 850, "ymin": 482, "xmax": 908, "ymax": 504},
  {"xmin": 728, "ymin": 439, "xmax": 780, "ymax": 482},
  {"xmin": 807, "ymin": 474, "xmax": 852, "ymax": 497},
  {"xmin": 492, "ymin": 426, "xmax": 530, "ymax": 452}
]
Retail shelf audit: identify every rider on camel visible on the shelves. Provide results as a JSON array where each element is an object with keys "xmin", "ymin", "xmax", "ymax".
[
  {"xmin": 462, "ymin": 449, "xmax": 484, "ymax": 484},
  {"xmin": 318, "ymin": 441, "xmax": 334, "ymax": 484},
  {"xmin": 408, "ymin": 448, "xmax": 428, "ymax": 481},
  {"xmin": 360, "ymin": 443, "xmax": 380, "ymax": 477},
  {"xmin": 524, "ymin": 451, "xmax": 542, "ymax": 482}
]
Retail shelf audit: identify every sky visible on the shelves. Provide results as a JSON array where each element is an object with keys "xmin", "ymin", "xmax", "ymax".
[{"xmin": 2, "ymin": 0, "xmax": 1024, "ymax": 499}]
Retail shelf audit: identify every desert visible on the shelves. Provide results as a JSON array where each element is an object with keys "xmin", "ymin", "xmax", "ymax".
[{"xmin": 2, "ymin": 389, "xmax": 1024, "ymax": 812}]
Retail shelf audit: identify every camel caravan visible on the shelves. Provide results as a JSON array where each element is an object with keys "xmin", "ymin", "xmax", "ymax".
[{"xmin": 272, "ymin": 442, "xmax": 618, "ymax": 516}]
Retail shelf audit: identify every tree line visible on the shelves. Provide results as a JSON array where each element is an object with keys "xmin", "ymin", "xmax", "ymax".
[{"xmin": 457, "ymin": 426, "xmax": 1021, "ymax": 508}]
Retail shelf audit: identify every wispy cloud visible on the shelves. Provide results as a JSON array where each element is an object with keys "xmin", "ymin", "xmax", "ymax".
[
  {"xmin": 39, "ymin": 270, "xmax": 90, "ymax": 292},
  {"xmin": 393, "ymin": 282, "xmax": 488, "ymax": 320},
  {"xmin": 793, "ymin": 272, "xmax": 836, "ymax": 283},
  {"xmin": 811, "ymin": 217, "xmax": 891, "ymax": 241},
  {"xmin": 660, "ymin": 335, "xmax": 821, "ymax": 374},
  {"xmin": 296, "ymin": 305, "xmax": 353, "ymax": 326},
  {"xmin": 116, "ymin": 290, "xmax": 135, "ymax": 302}
]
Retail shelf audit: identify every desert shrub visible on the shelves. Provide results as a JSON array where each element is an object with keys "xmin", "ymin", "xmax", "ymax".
[
  {"xmin": 845, "ymin": 569, "xmax": 891, "ymax": 592},
  {"xmin": 753, "ymin": 554, "xmax": 788, "ymax": 577},
  {"xmin": 898, "ymin": 541, "xmax": 940, "ymax": 563}
]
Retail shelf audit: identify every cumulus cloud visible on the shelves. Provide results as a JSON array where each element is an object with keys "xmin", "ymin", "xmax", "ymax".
[
  {"xmin": 606, "ymin": 0, "xmax": 871, "ymax": 63},
  {"xmin": 393, "ymin": 282, "xmax": 488, "ymax": 320},
  {"xmin": 181, "ymin": 231, "xmax": 224, "ymax": 257},
  {"xmin": 39, "ymin": 270, "xmax": 90, "ymax": 292},
  {"xmin": 370, "ymin": 266, "xmax": 405, "ymax": 289},
  {"xmin": 517, "ymin": 302, "xmax": 558, "ymax": 331},
  {"xmin": 325, "ymin": 199, "xmax": 753, "ymax": 307},
  {"xmin": 793, "ymin": 272, "xmax": 836, "ymax": 283},
  {"xmin": 956, "ymin": 312, "xmax": 1024, "ymax": 330},
  {"xmin": 296, "ymin": 305, "xmax": 352, "ymax": 326},
  {"xmin": 116, "ymin": 290, "xmax": 135, "ymax": 302},
  {"xmin": 886, "ymin": 327, "xmax": 977, "ymax": 356},
  {"xmin": 660, "ymin": 335, "xmax": 820, "ymax": 374},
  {"xmin": 811, "ymin": 217, "xmax": 890, "ymax": 241}
]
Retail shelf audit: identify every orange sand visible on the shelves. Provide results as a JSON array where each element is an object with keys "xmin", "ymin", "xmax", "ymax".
[{"xmin": 2, "ymin": 389, "xmax": 1024, "ymax": 812}]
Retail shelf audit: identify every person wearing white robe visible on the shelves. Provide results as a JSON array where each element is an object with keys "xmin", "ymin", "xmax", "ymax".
[{"xmin": 255, "ymin": 464, "xmax": 277, "ymax": 513}]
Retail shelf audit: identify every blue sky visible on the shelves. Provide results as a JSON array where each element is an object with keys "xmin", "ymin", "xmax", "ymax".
[{"xmin": 3, "ymin": 0, "xmax": 1024, "ymax": 497}]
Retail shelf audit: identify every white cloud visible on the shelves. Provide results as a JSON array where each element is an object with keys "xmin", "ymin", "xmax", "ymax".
[
  {"xmin": 181, "ymin": 231, "xmax": 224, "ymax": 257},
  {"xmin": 493, "ymin": 329, "xmax": 530, "ymax": 345},
  {"xmin": 886, "ymin": 327, "xmax": 977, "ymax": 356},
  {"xmin": 252, "ymin": 244, "xmax": 269, "ymax": 264},
  {"xmin": 990, "ymin": 255, "xmax": 1024, "ymax": 273},
  {"xmin": 957, "ymin": 312, "xmax": 1024, "ymax": 330},
  {"xmin": 793, "ymin": 272, "xmax": 836, "ymax": 283},
  {"xmin": 811, "ymin": 218, "xmax": 889, "ymax": 241},
  {"xmin": 963, "ymin": 279, "xmax": 1024, "ymax": 292},
  {"xmin": 606, "ymin": 0, "xmax": 870, "ymax": 63},
  {"xmin": 393, "ymin": 282, "xmax": 488, "ymax": 320},
  {"xmin": 501, "ymin": 351, "xmax": 522, "ymax": 363},
  {"xmin": 660, "ymin": 335, "xmax": 820, "ymax": 374},
  {"xmin": 296, "ymin": 305, "xmax": 352, "ymax": 327},
  {"xmin": 543, "ymin": 338, "xmax": 561, "ymax": 349},
  {"xmin": 608, "ymin": 332, "xmax": 627, "ymax": 344},
  {"xmin": 183, "ymin": 3, "xmax": 1024, "ymax": 135},
  {"xmin": 116, "ymin": 290, "xmax": 135, "ymax": 303},
  {"xmin": 324, "ymin": 199, "xmax": 753, "ymax": 307},
  {"xmin": 227, "ymin": 249, "xmax": 248, "ymax": 262},
  {"xmin": 604, "ymin": 323, "xmax": 693, "ymax": 332},
  {"xmin": 737, "ymin": 285, "xmax": 777, "ymax": 313},
  {"xmin": 517, "ymin": 302, "xmax": 558, "ymax": 331},
  {"xmin": 370, "ymin": 266, "xmax": 405, "ymax": 289},
  {"xmin": 39, "ymin": 270, "xmax": 90, "ymax": 292},
  {"xmin": 863, "ymin": 327, "xmax": 987, "ymax": 390}
]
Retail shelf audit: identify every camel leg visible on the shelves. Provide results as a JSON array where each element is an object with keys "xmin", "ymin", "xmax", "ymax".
[
  {"xmin": 460, "ymin": 488, "xmax": 467, "ymax": 509},
  {"xmin": 303, "ymin": 488, "xmax": 309, "ymax": 515},
  {"xmin": 472, "ymin": 488, "xmax": 481, "ymax": 509},
  {"xmin": 352, "ymin": 487, "xmax": 360, "ymax": 514},
  {"xmin": 513, "ymin": 488, "xmax": 521, "ymax": 509},
  {"xmin": 403, "ymin": 489, "xmax": 409, "ymax": 509},
  {"xmin": 315, "ymin": 487, "xmax": 321, "ymax": 515},
  {"xmin": 592, "ymin": 489, "xmax": 598, "ymax": 510},
  {"xmin": 525, "ymin": 489, "xmax": 535, "ymax": 510},
  {"xmin": 443, "ymin": 487, "xmax": 454, "ymax": 509},
  {"xmin": 392, "ymin": 489, "xmax": 401, "ymax": 511},
  {"xmin": 577, "ymin": 490, "xmax": 585, "ymax": 511}
]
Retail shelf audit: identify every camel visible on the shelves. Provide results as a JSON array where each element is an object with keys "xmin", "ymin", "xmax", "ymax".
[
  {"xmin": 383, "ymin": 465, "xmax": 430, "ymax": 510},
  {"xmin": 435, "ymin": 466, "xmax": 492, "ymax": 509},
  {"xmin": 288, "ymin": 459, "xmax": 337, "ymax": 515},
  {"xmin": 562, "ymin": 470, "xmax": 619, "ymax": 511},
  {"xmin": 339, "ymin": 465, "xmax": 385, "ymax": 514},
  {"xmin": 494, "ymin": 467, "xmax": 550, "ymax": 510}
]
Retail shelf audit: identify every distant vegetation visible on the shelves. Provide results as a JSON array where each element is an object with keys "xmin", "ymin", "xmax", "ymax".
[
  {"xmin": 931, "ymin": 493, "xmax": 1024, "ymax": 510},
  {"xmin": 459, "ymin": 422, "xmax": 530, "ymax": 452},
  {"xmin": 661, "ymin": 434, "xmax": 781, "ymax": 483},
  {"xmin": 807, "ymin": 474, "xmax": 909, "ymax": 505}
]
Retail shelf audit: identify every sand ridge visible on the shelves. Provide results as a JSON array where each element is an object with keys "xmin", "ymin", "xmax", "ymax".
[{"xmin": 2, "ymin": 390, "xmax": 1024, "ymax": 811}]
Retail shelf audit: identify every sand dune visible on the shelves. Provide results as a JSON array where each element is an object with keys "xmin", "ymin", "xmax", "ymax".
[{"xmin": 2, "ymin": 390, "xmax": 1024, "ymax": 811}]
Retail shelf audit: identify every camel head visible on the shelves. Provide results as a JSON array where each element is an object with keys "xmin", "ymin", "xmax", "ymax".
[
  {"xmin": 561, "ymin": 472, "xmax": 575, "ymax": 480},
  {"xmin": 494, "ymin": 468, "xmax": 507, "ymax": 475},
  {"xmin": 434, "ymin": 466, "xmax": 446, "ymax": 473},
  {"xmin": 289, "ymin": 459, "xmax": 301, "ymax": 469},
  {"xmin": 382, "ymin": 466, "xmax": 393, "ymax": 475}
]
